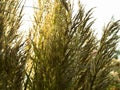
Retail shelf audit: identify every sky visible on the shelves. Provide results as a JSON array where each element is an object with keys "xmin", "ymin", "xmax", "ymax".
[
  {"xmin": 80, "ymin": 0, "xmax": 120, "ymax": 39},
  {"xmin": 23, "ymin": 0, "xmax": 120, "ymax": 39}
]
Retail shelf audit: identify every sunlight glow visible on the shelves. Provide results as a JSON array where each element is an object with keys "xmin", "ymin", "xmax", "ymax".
[{"xmin": 23, "ymin": 0, "xmax": 120, "ymax": 39}]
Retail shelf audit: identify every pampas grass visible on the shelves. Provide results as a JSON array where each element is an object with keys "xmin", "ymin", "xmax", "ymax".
[
  {"xmin": 0, "ymin": 0, "xmax": 120, "ymax": 90},
  {"xmin": 26, "ymin": 0, "xmax": 120, "ymax": 90},
  {"xmin": 0, "ymin": 0, "xmax": 28, "ymax": 90}
]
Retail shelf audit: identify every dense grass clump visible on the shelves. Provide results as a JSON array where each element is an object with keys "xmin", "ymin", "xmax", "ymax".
[
  {"xmin": 0, "ymin": 0, "xmax": 28, "ymax": 90},
  {"xmin": 26, "ymin": 0, "xmax": 120, "ymax": 90},
  {"xmin": 0, "ymin": 0, "xmax": 120, "ymax": 90}
]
